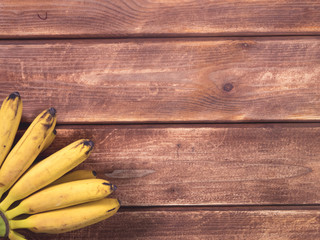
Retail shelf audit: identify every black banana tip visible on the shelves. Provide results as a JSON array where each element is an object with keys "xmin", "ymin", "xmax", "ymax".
[
  {"xmin": 84, "ymin": 140, "xmax": 94, "ymax": 149},
  {"xmin": 53, "ymin": 129, "xmax": 57, "ymax": 135},
  {"xmin": 102, "ymin": 182, "xmax": 116, "ymax": 191},
  {"xmin": 8, "ymin": 92, "xmax": 20, "ymax": 100},
  {"xmin": 84, "ymin": 140, "xmax": 94, "ymax": 155},
  {"xmin": 92, "ymin": 170, "xmax": 97, "ymax": 176},
  {"xmin": 48, "ymin": 107, "xmax": 56, "ymax": 117}
]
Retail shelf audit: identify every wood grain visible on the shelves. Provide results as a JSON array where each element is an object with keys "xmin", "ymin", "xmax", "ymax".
[
  {"xmin": 1, "ymin": 37, "xmax": 320, "ymax": 123},
  {"xmin": 1, "ymin": 0, "xmax": 320, "ymax": 38},
  {"xmin": 34, "ymin": 124, "xmax": 320, "ymax": 206},
  {"xmin": 19, "ymin": 208, "xmax": 320, "ymax": 239}
]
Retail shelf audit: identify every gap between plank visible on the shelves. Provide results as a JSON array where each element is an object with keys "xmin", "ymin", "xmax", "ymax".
[
  {"xmin": 1, "ymin": 34, "xmax": 320, "ymax": 41},
  {"xmin": 119, "ymin": 204, "xmax": 320, "ymax": 212},
  {"xmin": 17, "ymin": 122, "xmax": 320, "ymax": 130}
]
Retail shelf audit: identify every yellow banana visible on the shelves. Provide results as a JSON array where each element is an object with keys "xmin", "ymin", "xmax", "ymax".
[
  {"xmin": 6, "ymin": 179, "xmax": 116, "ymax": 219},
  {"xmin": 0, "ymin": 92, "xmax": 119, "ymax": 239},
  {"xmin": 0, "ymin": 139, "xmax": 94, "ymax": 211},
  {"xmin": 41, "ymin": 128, "xmax": 56, "ymax": 153},
  {"xmin": 8, "ymin": 230, "xmax": 27, "ymax": 240},
  {"xmin": 0, "ymin": 92, "xmax": 22, "ymax": 167},
  {"xmin": 49, "ymin": 169, "xmax": 97, "ymax": 186},
  {"xmin": 0, "ymin": 108, "xmax": 56, "ymax": 199},
  {"xmin": 10, "ymin": 198, "xmax": 120, "ymax": 234}
]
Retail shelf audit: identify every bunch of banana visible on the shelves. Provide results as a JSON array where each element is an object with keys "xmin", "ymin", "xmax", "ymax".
[{"xmin": 0, "ymin": 92, "xmax": 120, "ymax": 240}]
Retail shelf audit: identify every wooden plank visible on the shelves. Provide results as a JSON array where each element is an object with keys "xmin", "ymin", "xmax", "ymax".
[
  {"xmin": 34, "ymin": 124, "xmax": 320, "ymax": 206},
  {"xmin": 1, "ymin": 0, "xmax": 320, "ymax": 38},
  {"xmin": 19, "ymin": 208, "xmax": 320, "ymax": 239},
  {"xmin": 1, "ymin": 37, "xmax": 320, "ymax": 123}
]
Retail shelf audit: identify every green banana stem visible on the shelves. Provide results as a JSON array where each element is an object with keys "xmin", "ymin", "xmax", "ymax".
[{"xmin": 0, "ymin": 211, "xmax": 9, "ymax": 238}]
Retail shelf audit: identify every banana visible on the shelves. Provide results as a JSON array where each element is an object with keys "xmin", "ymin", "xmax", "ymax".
[
  {"xmin": 41, "ymin": 128, "xmax": 57, "ymax": 153},
  {"xmin": 10, "ymin": 198, "xmax": 120, "ymax": 234},
  {"xmin": 0, "ymin": 92, "xmax": 22, "ymax": 167},
  {"xmin": 49, "ymin": 169, "xmax": 97, "ymax": 186},
  {"xmin": 6, "ymin": 179, "xmax": 116, "ymax": 219},
  {"xmin": 8, "ymin": 230, "xmax": 27, "ymax": 240},
  {"xmin": 0, "ymin": 139, "xmax": 94, "ymax": 211},
  {"xmin": 0, "ymin": 92, "xmax": 119, "ymax": 238},
  {"xmin": 0, "ymin": 108, "xmax": 56, "ymax": 199}
]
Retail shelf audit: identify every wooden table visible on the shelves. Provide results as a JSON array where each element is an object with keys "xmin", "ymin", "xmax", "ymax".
[{"xmin": 1, "ymin": 1, "xmax": 320, "ymax": 239}]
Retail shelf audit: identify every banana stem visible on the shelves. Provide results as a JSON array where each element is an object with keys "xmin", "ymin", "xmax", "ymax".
[
  {"xmin": 0, "ymin": 211, "xmax": 9, "ymax": 238},
  {"xmin": 9, "ymin": 219, "xmax": 28, "ymax": 230},
  {"xmin": 8, "ymin": 230, "xmax": 27, "ymax": 240},
  {"xmin": 0, "ymin": 195, "xmax": 14, "ymax": 212}
]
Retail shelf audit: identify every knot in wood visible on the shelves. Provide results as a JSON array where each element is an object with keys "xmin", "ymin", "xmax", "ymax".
[{"xmin": 223, "ymin": 83, "xmax": 234, "ymax": 92}]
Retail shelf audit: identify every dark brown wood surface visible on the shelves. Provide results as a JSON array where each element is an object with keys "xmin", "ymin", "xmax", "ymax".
[
  {"xmin": 1, "ymin": 37, "xmax": 320, "ymax": 123},
  {"xmin": 19, "ymin": 208, "xmax": 320, "ymax": 239},
  {"xmin": 1, "ymin": 0, "xmax": 320, "ymax": 38},
  {"xmin": 35, "ymin": 124, "xmax": 320, "ymax": 206}
]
